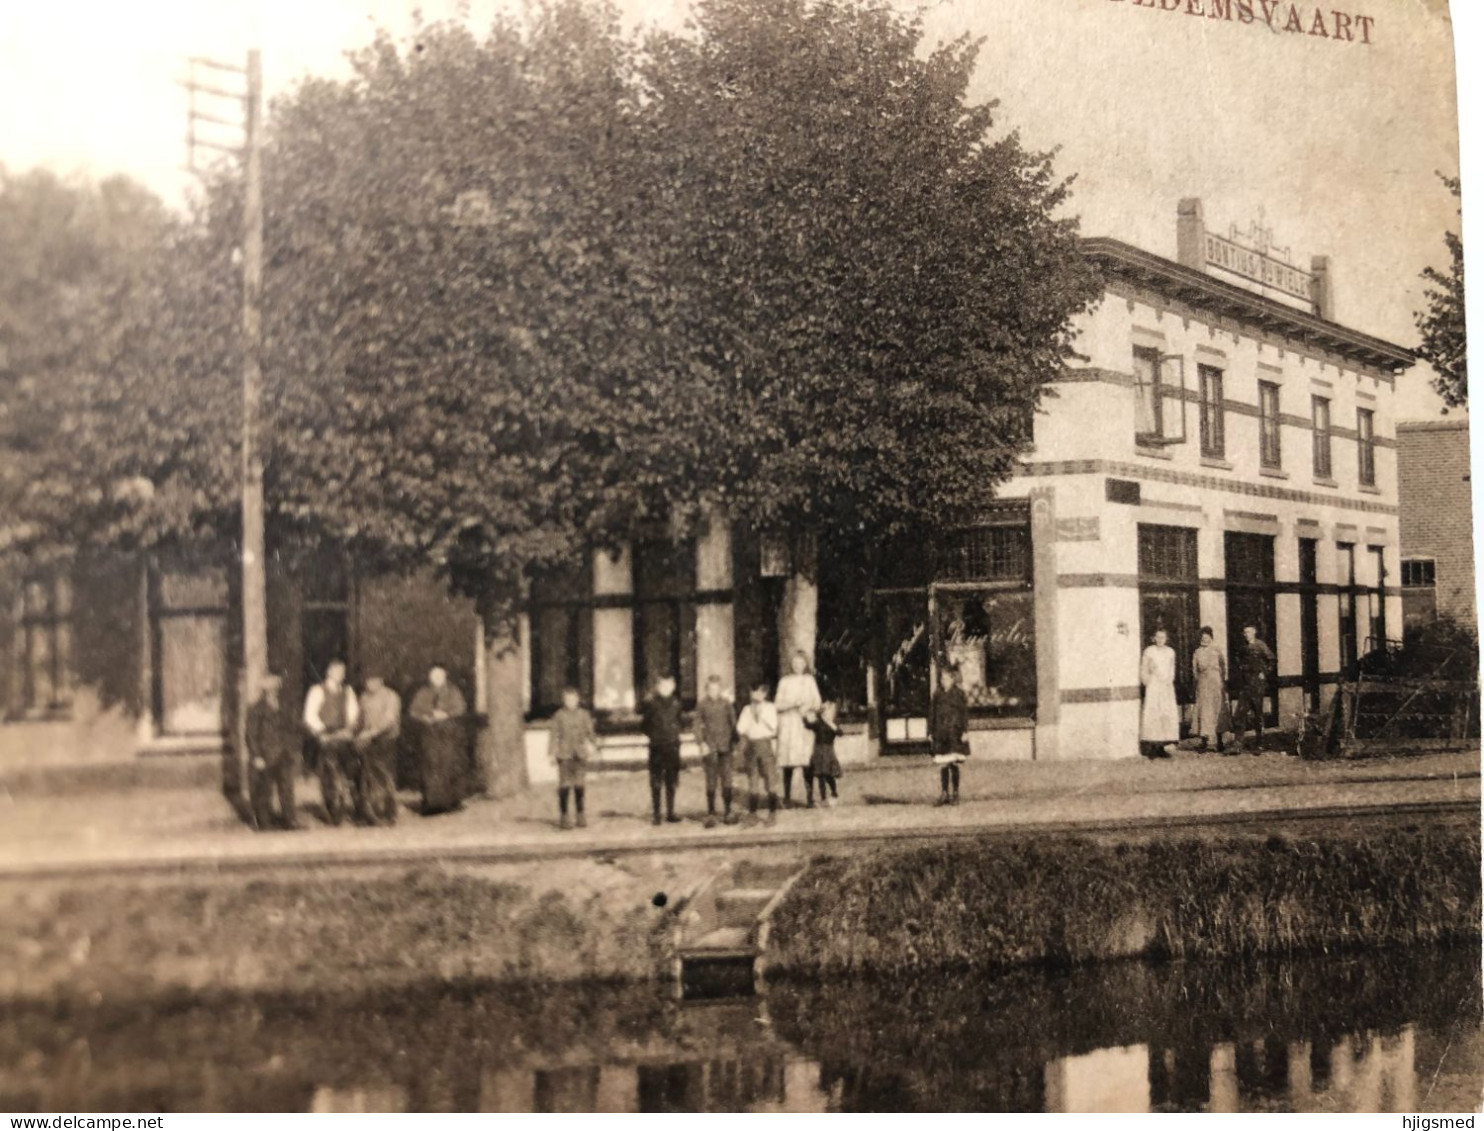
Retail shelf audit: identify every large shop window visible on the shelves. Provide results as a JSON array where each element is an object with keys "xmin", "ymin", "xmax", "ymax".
[
  {"xmin": 876, "ymin": 508, "xmax": 1036, "ymax": 748},
  {"xmin": 14, "ymin": 574, "xmax": 73, "ymax": 716},
  {"xmin": 632, "ymin": 538, "xmax": 698, "ymax": 704},
  {"xmin": 300, "ymin": 546, "xmax": 354, "ymax": 689},
  {"xmin": 530, "ymin": 539, "xmax": 703, "ymax": 717},
  {"xmin": 529, "ymin": 562, "xmax": 594, "ymax": 715},
  {"xmin": 1137, "ymin": 524, "xmax": 1200, "ymax": 705}
]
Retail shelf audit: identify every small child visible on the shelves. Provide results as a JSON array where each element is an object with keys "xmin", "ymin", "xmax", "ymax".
[
  {"xmin": 695, "ymin": 674, "xmax": 739, "ymax": 827},
  {"xmin": 735, "ymin": 681, "xmax": 780, "ymax": 824},
  {"xmin": 549, "ymin": 686, "xmax": 597, "ymax": 829},
  {"xmin": 804, "ymin": 701, "xmax": 843, "ymax": 808},
  {"xmin": 929, "ymin": 668, "xmax": 969, "ymax": 806}
]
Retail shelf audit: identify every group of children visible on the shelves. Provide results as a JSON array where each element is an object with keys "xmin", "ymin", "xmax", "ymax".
[{"xmin": 545, "ymin": 665, "xmax": 844, "ymax": 831}]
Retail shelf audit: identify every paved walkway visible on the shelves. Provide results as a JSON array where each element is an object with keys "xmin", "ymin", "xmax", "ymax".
[{"xmin": 0, "ymin": 745, "xmax": 1476, "ymax": 879}]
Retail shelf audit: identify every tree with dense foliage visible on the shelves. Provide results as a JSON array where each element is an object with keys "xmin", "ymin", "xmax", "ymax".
[
  {"xmin": 1415, "ymin": 175, "xmax": 1467, "ymax": 408},
  {"xmin": 3, "ymin": 0, "xmax": 1100, "ymax": 789},
  {"xmin": 634, "ymin": 0, "xmax": 1103, "ymax": 660}
]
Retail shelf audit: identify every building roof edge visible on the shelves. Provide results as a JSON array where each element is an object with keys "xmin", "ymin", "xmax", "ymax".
[{"xmin": 1081, "ymin": 237, "xmax": 1415, "ymax": 375}]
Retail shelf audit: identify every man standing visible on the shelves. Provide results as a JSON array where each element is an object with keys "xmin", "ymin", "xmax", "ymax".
[
  {"xmin": 641, "ymin": 675, "xmax": 684, "ymax": 826},
  {"xmin": 246, "ymin": 673, "xmax": 299, "ymax": 831},
  {"xmin": 1233, "ymin": 625, "xmax": 1276, "ymax": 753},
  {"xmin": 303, "ymin": 659, "xmax": 360, "ymax": 825},
  {"xmin": 409, "ymin": 663, "xmax": 468, "ymax": 814},
  {"xmin": 356, "ymin": 673, "xmax": 402, "ymax": 826}
]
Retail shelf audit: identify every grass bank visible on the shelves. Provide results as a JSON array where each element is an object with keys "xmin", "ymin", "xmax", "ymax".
[
  {"xmin": 767, "ymin": 829, "xmax": 1481, "ymax": 975},
  {"xmin": 0, "ymin": 855, "xmax": 717, "ymax": 999}
]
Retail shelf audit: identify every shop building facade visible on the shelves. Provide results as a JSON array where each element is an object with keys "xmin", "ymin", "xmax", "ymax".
[{"xmin": 0, "ymin": 200, "xmax": 1415, "ymax": 772}]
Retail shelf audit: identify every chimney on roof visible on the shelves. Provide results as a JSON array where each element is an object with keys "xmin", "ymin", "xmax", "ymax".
[
  {"xmin": 1311, "ymin": 255, "xmax": 1335, "ymax": 321},
  {"xmin": 1177, "ymin": 198, "xmax": 1205, "ymax": 271}
]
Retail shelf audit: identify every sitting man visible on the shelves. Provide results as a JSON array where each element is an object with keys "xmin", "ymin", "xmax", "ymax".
[{"xmin": 303, "ymin": 659, "xmax": 360, "ymax": 825}]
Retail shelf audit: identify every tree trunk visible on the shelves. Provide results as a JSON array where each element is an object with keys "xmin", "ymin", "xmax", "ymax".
[
  {"xmin": 475, "ymin": 609, "xmax": 529, "ymax": 799},
  {"xmin": 777, "ymin": 531, "xmax": 819, "ymax": 670}
]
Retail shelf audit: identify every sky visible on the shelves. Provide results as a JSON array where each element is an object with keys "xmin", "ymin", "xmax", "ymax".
[{"xmin": 0, "ymin": 0, "xmax": 1464, "ymax": 419}]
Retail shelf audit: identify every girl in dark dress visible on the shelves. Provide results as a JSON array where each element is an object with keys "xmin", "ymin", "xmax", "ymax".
[
  {"xmin": 804, "ymin": 701, "xmax": 843, "ymax": 808},
  {"xmin": 930, "ymin": 668, "xmax": 969, "ymax": 806}
]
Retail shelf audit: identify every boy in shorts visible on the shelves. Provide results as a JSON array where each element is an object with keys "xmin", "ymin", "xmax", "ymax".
[
  {"xmin": 695, "ymin": 674, "xmax": 738, "ymax": 827},
  {"xmin": 549, "ymin": 686, "xmax": 597, "ymax": 829},
  {"xmin": 736, "ymin": 681, "xmax": 780, "ymax": 824}
]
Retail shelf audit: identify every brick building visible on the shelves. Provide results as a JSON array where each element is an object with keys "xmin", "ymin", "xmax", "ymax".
[{"xmin": 1396, "ymin": 419, "xmax": 1477, "ymax": 632}]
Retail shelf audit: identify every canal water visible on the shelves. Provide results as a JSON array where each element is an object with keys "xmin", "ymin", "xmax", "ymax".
[{"xmin": 3, "ymin": 945, "xmax": 1479, "ymax": 1112}]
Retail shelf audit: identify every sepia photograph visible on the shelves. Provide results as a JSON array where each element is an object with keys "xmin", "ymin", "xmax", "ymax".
[{"xmin": 0, "ymin": 0, "xmax": 1477, "ymax": 1116}]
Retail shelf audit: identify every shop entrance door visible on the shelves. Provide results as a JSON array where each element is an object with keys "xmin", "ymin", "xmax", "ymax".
[
  {"xmin": 1225, "ymin": 532, "xmax": 1278, "ymax": 727},
  {"xmin": 1299, "ymin": 538, "xmax": 1320, "ymax": 712}
]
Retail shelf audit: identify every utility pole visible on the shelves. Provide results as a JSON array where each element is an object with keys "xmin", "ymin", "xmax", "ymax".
[{"xmin": 183, "ymin": 51, "xmax": 267, "ymax": 801}]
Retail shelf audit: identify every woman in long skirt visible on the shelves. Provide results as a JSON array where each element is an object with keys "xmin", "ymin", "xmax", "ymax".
[
  {"xmin": 774, "ymin": 650, "xmax": 822, "ymax": 806},
  {"xmin": 1190, "ymin": 625, "xmax": 1229, "ymax": 754},
  {"xmin": 409, "ymin": 664, "xmax": 469, "ymax": 814},
  {"xmin": 1139, "ymin": 628, "xmax": 1179, "ymax": 759}
]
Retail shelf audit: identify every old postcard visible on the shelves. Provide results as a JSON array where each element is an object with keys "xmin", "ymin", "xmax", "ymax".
[{"xmin": 0, "ymin": 0, "xmax": 1476, "ymax": 1117}]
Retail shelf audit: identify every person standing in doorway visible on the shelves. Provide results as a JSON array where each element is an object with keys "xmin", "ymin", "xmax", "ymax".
[
  {"xmin": 1190, "ymin": 627, "xmax": 1229, "ymax": 754},
  {"xmin": 303, "ymin": 659, "xmax": 360, "ymax": 825},
  {"xmin": 641, "ymin": 675, "xmax": 684, "ymax": 826},
  {"xmin": 247, "ymin": 673, "xmax": 300, "ymax": 831},
  {"xmin": 355, "ymin": 673, "xmax": 402, "ymax": 825},
  {"xmin": 548, "ymin": 686, "xmax": 597, "ymax": 830},
  {"xmin": 736, "ymin": 681, "xmax": 781, "ymax": 824},
  {"xmin": 409, "ymin": 662, "xmax": 468, "ymax": 814},
  {"xmin": 774, "ymin": 650, "xmax": 822, "ymax": 807},
  {"xmin": 1233, "ymin": 625, "xmax": 1276, "ymax": 753},
  {"xmin": 1139, "ymin": 629, "xmax": 1179, "ymax": 759},
  {"xmin": 930, "ymin": 667, "xmax": 970, "ymax": 804},
  {"xmin": 695, "ymin": 674, "xmax": 739, "ymax": 827}
]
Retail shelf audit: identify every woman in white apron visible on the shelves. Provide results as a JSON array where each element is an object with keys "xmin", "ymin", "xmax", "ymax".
[
  {"xmin": 1139, "ymin": 628, "xmax": 1179, "ymax": 759},
  {"xmin": 775, "ymin": 650, "xmax": 822, "ymax": 806}
]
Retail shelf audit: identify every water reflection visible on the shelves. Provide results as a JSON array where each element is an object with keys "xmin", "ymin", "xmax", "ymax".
[{"xmin": 2, "ymin": 946, "xmax": 1478, "ymax": 1112}]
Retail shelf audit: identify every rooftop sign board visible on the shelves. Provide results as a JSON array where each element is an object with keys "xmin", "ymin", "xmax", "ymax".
[{"xmin": 1203, "ymin": 230, "xmax": 1314, "ymax": 304}]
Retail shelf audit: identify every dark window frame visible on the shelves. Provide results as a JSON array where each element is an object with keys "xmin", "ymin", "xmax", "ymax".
[
  {"xmin": 1312, "ymin": 396, "xmax": 1333, "ymax": 479},
  {"xmin": 1357, "ymin": 408, "xmax": 1377, "ymax": 487},
  {"xmin": 1133, "ymin": 346, "xmax": 1163, "ymax": 441},
  {"xmin": 1258, "ymin": 380, "xmax": 1282, "ymax": 469},
  {"xmin": 1401, "ymin": 558, "xmax": 1437, "ymax": 588},
  {"xmin": 14, "ymin": 573, "xmax": 74, "ymax": 718},
  {"xmin": 1198, "ymin": 364, "xmax": 1225, "ymax": 459}
]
